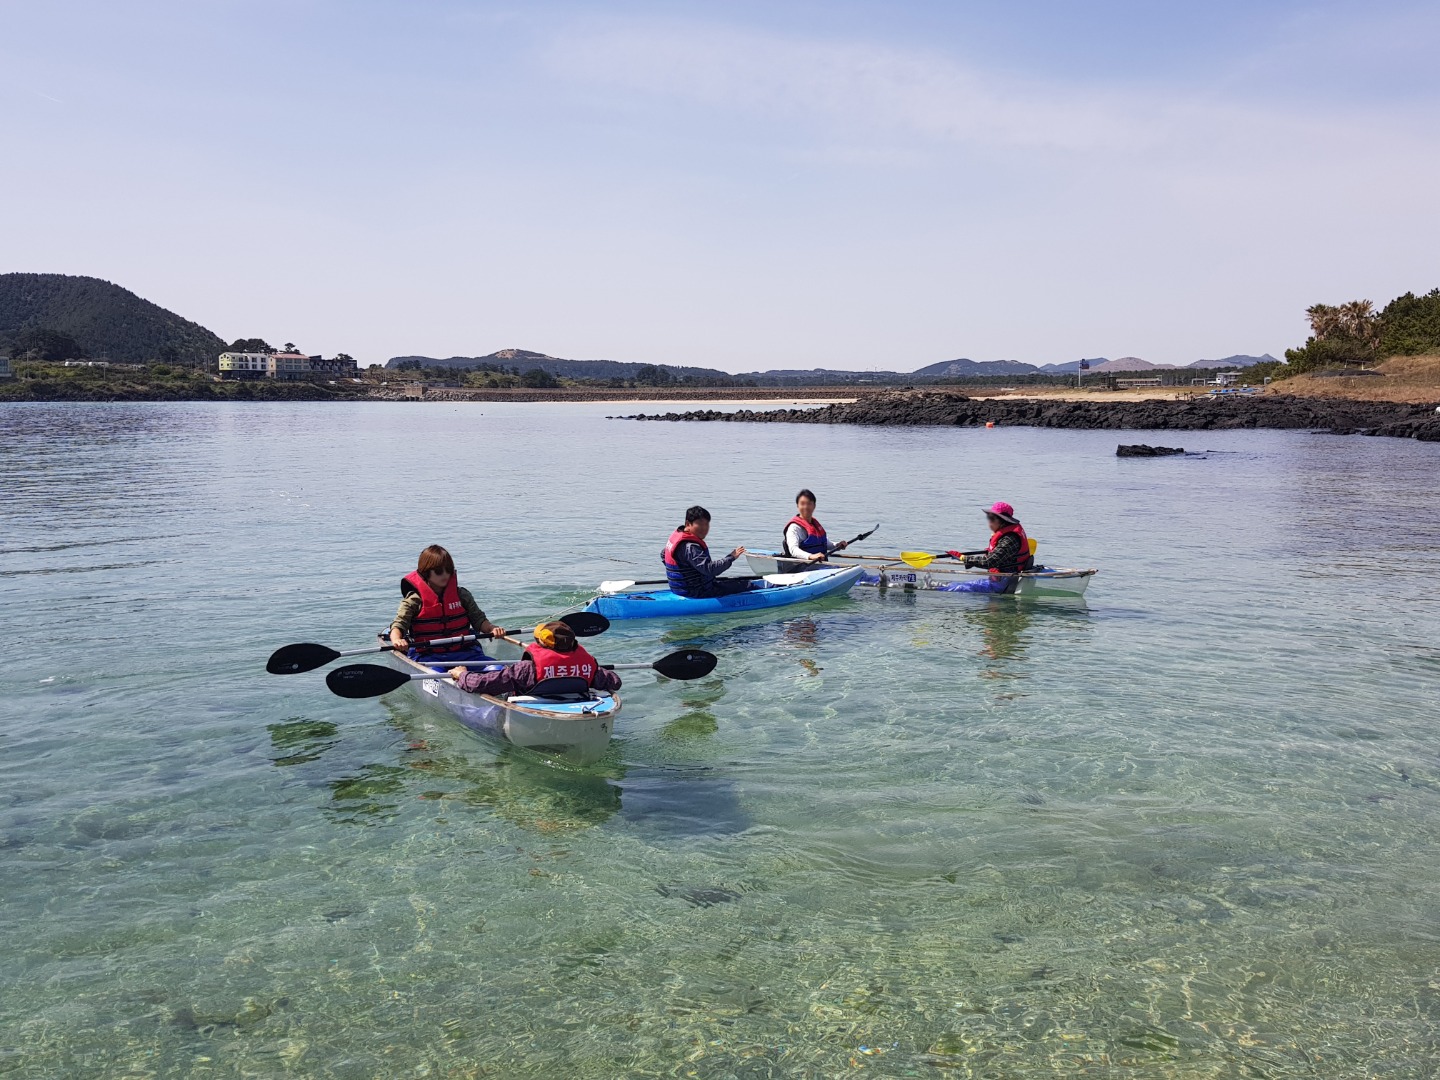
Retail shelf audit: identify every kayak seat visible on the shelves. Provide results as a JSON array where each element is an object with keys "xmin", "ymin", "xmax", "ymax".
[{"xmin": 517, "ymin": 676, "xmax": 592, "ymax": 701}]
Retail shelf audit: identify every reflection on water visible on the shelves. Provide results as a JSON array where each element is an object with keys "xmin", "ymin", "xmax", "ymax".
[
  {"xmin": 618, "ymin": 768, "xmax": 751, "ymax": 837},
  {"xmin": 265, "ymin": 718, "xmax": 339, "ymax": 766},
  {"xmin": 660, "ymin": 682, "xmax": 724, "ymax": 742},
  {"xmin": 966, "ymin": 598, "xmax": 1034, "ymax": 676}
]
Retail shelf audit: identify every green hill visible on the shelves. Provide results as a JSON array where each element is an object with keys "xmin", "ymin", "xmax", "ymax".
[
  {"xmin": 0, "ymin": 273, "xmax": 227, "ymax": 367},
  {"xmin": 387, "ymin": 348, "xmax": 736, "ymax": 382}
]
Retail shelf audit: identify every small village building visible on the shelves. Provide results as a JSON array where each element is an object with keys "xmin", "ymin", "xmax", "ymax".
[
  {"xmin": 219, "ymin": 351, "xmax": 270, "ymax": 379},
  {"xmin": 0, "ymin": 355, "xmax": 11, "ymax": 379},
  {"xmin": 308, "ymin": 355, "xmax": 357, "ymax": 376},
  {"xmin": 268, "ymin": 352, "xmax": 312, "ymax": 381}
]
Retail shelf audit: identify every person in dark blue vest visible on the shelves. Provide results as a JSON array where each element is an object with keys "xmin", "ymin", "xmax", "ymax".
[
  {"xmin": 782, "ymin": 488, "xmax": 850, "ymax": 564},
  {"xmin": 662, "ymin": 506, "xmax": 752, "ymax": 598}
]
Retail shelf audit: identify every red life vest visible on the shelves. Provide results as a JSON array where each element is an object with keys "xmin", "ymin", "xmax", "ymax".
[
  {"xmin": 401, "ymin": 570, "xmax": 472, "ymax": 653},
  {"xmin": 783, "ymin": 515, "xmax": 828, "ymax": 556},
  {"xmin": 662, "ymin": 528, "xmax": 710, "ymax": 594},
  {"xmin": 663, "ymin": 528, "xmax": 707, "ymax": 565},
  {"xmin": 524, "ymin": 643, "xmax": 601, "ymax": 686},
  {"xmin": 987, "ymin": 523, "xmax": 1033, "ymax": 574}
]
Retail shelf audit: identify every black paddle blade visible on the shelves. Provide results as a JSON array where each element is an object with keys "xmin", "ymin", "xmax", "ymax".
[
  {"xmin": 326, "ymin": 663, "xmax": 413, "ymax": 699},
  {"xmin": 651, "ymin": 649, "xmax": 718, "ymax": 681},
  {"xmin": 558, "ymin": 611, "xmax": 609, "ymax": 637},
  {"xmin": 853, "ymin": 524, "xmax": 879, "ymax": 543},
  {"xmin": 267, "ymin": 642, "xmax": 342, "ymax": 675}
]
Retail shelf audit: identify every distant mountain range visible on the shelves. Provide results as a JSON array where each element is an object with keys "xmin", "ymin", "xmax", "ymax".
[
  {"xmin": 1024, "ymin": 354, "xmax": 1278, "ymax": 375},
  {"xmin": 390, "ymin": 350, "xmax": 1280, "ymax": 382},
  {"xmin": 1188, "ymin": 354, "xmax": 1278, "ymax": 369},
  {"xmin": 0, "ymin": 273, "xmax": 226, "ymax": 366}
]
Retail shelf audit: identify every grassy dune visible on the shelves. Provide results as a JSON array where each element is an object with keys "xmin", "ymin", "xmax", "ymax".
[{"xmin": 1279, "ymin": 354, "xmax": 1440, "ymax": 404}]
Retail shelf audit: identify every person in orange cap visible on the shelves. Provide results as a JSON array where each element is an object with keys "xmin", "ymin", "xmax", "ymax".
[{"xmin": 448, "ymin": 621, "xmax": 622, "ymax": 696}]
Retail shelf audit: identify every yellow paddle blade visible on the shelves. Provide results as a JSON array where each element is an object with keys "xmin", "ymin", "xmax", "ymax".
[
  {"xmin": 1029, "ymin": 538, "xmax": 1039, "ymax": 555},
  {"xmin": 900, "ymin": 551, "xmax": 938, "ymax": 569}
]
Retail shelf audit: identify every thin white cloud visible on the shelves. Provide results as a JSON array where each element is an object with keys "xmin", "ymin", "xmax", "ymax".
[
  {"xmin": 545, "ymin": 24, "xmax": 1150, "ymax": 153},
  {"xmin": 542, "ymin": 18, "xmax": 1439, "ymax": 175}
]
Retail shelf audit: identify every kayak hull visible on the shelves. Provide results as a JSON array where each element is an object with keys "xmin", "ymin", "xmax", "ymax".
[
  {"xmin": 744, "ymin": 552, "xmax": 1096, "ymax": 598},
  {"xmin": 585, "ymin": 565, "xmax": 865, "ymax": 620},
  {"xmin": 384, "ymin": 637, "xmax": 618, "ymax": 766}
]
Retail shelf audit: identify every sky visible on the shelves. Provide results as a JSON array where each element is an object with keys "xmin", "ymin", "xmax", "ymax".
[{"xmin": 3, "ymin": 0, "xmax": 1437, "ymax": 371}]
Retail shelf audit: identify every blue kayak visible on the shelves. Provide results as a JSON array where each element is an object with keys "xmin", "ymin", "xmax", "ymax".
[{"xmin": 584, "ymin": 565, "xmax": 865, "ymax": 620}]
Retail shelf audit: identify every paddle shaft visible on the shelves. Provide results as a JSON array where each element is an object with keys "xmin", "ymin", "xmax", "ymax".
[
  {"xmin": 346, "ymin": 633, "xmax": 479, "ymax": 658},
  {"xmin": 774, "ymin": 523, "xmax": 876, "ymax": 562},
  {"xmin": 605, "ymin": 574, "xmax": 765, "ymax": 589}
]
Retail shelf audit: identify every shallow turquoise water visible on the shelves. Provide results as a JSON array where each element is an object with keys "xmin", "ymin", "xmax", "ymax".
[{"xmin": 1, "ymin": 401, "xmax": 1438, "ymax": 1078}]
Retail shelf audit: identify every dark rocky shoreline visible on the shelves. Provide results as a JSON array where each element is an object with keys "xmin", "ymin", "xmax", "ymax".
[{"xmin": 628, "ymin": 391, "xmax": 1440, "ymax": 441}]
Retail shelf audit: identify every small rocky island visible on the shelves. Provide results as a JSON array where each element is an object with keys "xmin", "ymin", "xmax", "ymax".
[{"xmin": 1117, "ymin": 444, "xmax": 1186, "ymax": 456}]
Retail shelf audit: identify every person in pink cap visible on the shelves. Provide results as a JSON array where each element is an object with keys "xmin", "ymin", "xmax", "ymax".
[{"xmin": 942, "ymin": 501, "xmax": 1034, "ymax": 593}]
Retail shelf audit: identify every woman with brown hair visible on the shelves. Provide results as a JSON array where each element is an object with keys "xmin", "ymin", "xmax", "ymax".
[{"xmin": 389, "ymin": 545, "xmax": 507, "ymax": 662}]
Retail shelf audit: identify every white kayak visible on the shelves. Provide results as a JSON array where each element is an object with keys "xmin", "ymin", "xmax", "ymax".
[
  {"xmin": 384, "ymin": 636, "xmax": 619, "ymax": 766},
  {"xmin": 744, "ymin": 551, "xmax": 1096, "ymax": 598}
]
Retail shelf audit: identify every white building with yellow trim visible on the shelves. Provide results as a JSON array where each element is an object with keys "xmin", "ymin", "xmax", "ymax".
[{"xmin": 218, "ymin": 352, "xmax": 270, "ymax": 379}]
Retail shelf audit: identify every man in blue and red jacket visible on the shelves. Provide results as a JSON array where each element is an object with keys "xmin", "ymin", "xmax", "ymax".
[{"xmin": 662, "ymin": 505, "xmax": 752, "ymax": 598}]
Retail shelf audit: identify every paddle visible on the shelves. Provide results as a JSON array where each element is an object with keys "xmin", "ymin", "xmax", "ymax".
[
  {"xmin": 325, "ymin": 649, "xmax": 719, "ymax": 698},
  {"xmin": 267, "ymin": 611, "xmax": 611, "ymax": 674},
  {"xmin": 598, "ymin": 568, "xmax": 834, "ymax": 592},
  {"xmin": 599, "ymin": 575, "xmax": 764, "ymax": 593},
  {"xmin": 901, "ymin": 538, "xmax": 1039, "ymax": 570},
  {"xmin": 900, "ymin": 550, "xmax": 984, "ymax": 569},
  {"xmin": 838, "ymin": 523, "xmax": 880, "ymax": 547}
]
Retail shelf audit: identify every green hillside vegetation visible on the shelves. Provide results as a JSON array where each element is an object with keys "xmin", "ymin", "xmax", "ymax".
[
  {"xmin": 388, "ymin": 357, "xmax": 760, "ymax": 389},
  {"xmin": 1284, "ymin": 289, "xmax": 1440, "ymax": 373},
  {"xmin": 0, "ymin": 361, "xmax": 369, "ymax": 402},
  {"xmin": 387, "ymin": 350, "xmax": 758, "ymax": 386},
  {"xmin": 0, "ymin": 273, "xmax": 227, "ymax": 367}
]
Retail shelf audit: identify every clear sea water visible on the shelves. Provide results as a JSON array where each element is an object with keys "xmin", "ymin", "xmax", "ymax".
[{"xmin": 1, "ymin": 400, "xmax": 1438, "ymax": 1079}]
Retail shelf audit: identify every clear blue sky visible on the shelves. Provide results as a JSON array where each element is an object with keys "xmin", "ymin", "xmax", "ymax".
[{"xmin": 4, "ymin": 1, "xmax": 1436, "ymax": 370}]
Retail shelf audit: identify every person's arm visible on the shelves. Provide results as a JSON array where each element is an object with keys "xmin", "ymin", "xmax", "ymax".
[
  {"xmin": 593, "ymin": 668, "xmax": 623, "ymax": 692},
  {"xmin": 680, "ymin": 541, "xmax": 737, "ymax": 580},
  {"xmin": 449, "ymin": 661, "xmax": 534, "ymax": 695},
  {"xmin": 965, "ymin": 533, "xmax": 1020, "ymax": 570},
  {"xmin": 784, "ymin": 523, "xmax": 824, "ymax": 561},
  {"xmin": 390, "ymin": 593, "xmax": 422, "ymax": 648},
  {"xmin": 458, "ymin": 586, "xmax": 506, "ymax": 639}
]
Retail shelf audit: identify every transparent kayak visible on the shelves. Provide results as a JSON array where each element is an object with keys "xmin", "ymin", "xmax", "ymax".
[
  {"xmin": 385, "ymin": 636, "xmax": 618, "ymax": 765},
  {"xmin": 743, "ymin": 552, "xmax": 1096, "ymax": 598}
]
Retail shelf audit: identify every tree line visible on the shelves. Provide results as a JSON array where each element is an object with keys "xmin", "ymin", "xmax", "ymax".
[{"xmin": 1284, "ymin": 289, "xmax": 1440, "ymax": 373}]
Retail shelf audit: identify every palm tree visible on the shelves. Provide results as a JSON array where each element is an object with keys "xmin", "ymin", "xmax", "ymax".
[
  {"xmin": 1305, "ymin": 303, "xmax": 1341, "ymax": 340},
  {"xmin": 1338, "ymin": 300, "xmax": 1375, "ymax": 339}
]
